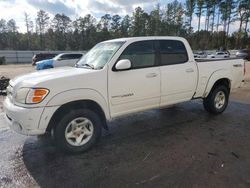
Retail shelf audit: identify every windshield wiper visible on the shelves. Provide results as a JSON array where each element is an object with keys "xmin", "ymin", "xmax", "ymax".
[{"xmin": 77, "ymin": 63, "xmax": 95, "ymax": 69}]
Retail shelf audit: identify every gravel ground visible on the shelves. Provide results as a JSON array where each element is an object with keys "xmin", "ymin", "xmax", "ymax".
[
  {"xmin": 0, "ymin": 62, "xmax": 249, "ymax": 188},
  {"xmin": 0, "ymin": 64, "xmax": 34, "ymax": 113},
  {"xmin": 0, "ymin": 64, "xmax": 35, "ymax": 79}
]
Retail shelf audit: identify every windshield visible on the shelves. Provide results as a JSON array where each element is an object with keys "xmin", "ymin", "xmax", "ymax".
[{"xmin": 76, "ymin": 41, "xmax": 124, "ymax": 69}]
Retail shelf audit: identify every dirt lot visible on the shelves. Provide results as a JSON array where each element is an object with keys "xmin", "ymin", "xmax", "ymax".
[
  {"xmin": 0, "ymin": 65, "xmax": 34, "ymax": 113},
  {"xmin": 0, "ymin": 62, "xmax": 250, "ymax": 188},
  {"xmin": 0, "ymin": 64, "xmax": 35, "ymax": 79}
]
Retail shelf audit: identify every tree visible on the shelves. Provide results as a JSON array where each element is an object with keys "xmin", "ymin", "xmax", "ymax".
[
  {"xmin": 210, "ymin": 0, "xmax": 219, "ymax": 33},
  {"xmin": 219, "ymin": 0, "xmax": 237, "ymax": 47},
  {"xmin": 204, "ymin": 0, "xmax": 213, "ymax": 31},
  {"xmin": 36, "ymin": 10, "xmax": 50, "ymax": 49},
  {"xmin": 0, "ymin": 19, "xmax": 7, "ymax": 33},
  {"xmin": 77, "ymin": 14, "xmax": 97, "ymax": 49},
  {"xmin": 6, "ymin": 19, "xmax": 18, "ymax": 49},
  {"xmin": 24, "ymin": 12, "xmax": 33, "ymax": 48},
  {"xmin": 36, "ymin": 10, "xmax": 50, "ymax": 34},
  {"xmin": 111, "ymin": 14, "xmax": 121, "ymax": 37},
  {"xmin": 52, "ymin": 14, "xmax": 71, "ymax": 33},
  {"xmin": 162, "ymin": 0, "xmax": 185, "ymax": 35},
  {"xmin": 241, "ymin": 0, "xmax": 250, "ymax": 33},
  {"xmin": 0, "ymin": 19, "xmax": 7, "ymax": 49},
  {"xmin": 52, "ymin": 14, "xmax": 72, "ymax": 50},
  {"xmin": 100, "ymin": 14, "xmax": 111, "ymax": 30},
  {"xmin": 226, "ymin": 0, "xmax": 237, "ymax": 38},
  {"xmin": 0, "ymin": 3, "xmax": 249, "ymax": 51},
  {"xmin": 131, "ymin": 7, "xmax": 149, "ymax": 36},
  {"xmin": 148, "ymin": 4, "xmax": 162, "ymax": 35},
  {"xmin": 185, "ymin": 0, "xmax": 196, "ymax": 32},
  {"xmin": 196, "ymin": 0, "xmax": 204, "ymax": 31},
  {"xmin": 121, "ymin": 15, "xmax": 131, "ymax": 37},
  {"xmin": 7, "ymin": 19, "xmax": 18, "ymax": 33}
]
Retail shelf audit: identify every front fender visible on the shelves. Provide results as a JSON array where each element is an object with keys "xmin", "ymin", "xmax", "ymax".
[
  {"xmin": 203, "ymin": 69, "xmax": 232, "ymax": 97},
  {"xmin": 38, "ymin": 88, "xmax": 110, "ymax": 130},
  {"xmin": 46, "ymin": 88, "xmax": 110, "ymax": 119}
]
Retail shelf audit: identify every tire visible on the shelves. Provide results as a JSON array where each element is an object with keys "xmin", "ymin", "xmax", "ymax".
[
  {"xmin": 203, "ymin": 85, "xmax": 229, "ymax": 115},
  {"xmin": 54, "ymin": 108, "xmax": 102, "ymax": 154}
]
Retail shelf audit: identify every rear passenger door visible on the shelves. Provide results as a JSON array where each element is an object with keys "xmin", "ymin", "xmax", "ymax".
[{"xmin": 157, "ymin": 40, "xmax": 197, "ymax": 106}]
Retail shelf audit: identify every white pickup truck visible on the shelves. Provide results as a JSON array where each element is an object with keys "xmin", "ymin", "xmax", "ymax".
[{"xmin": 3, "ymin": 37, "xmax": 245, "ymax": 153}]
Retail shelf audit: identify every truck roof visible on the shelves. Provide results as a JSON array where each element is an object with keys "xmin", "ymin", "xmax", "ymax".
[{"xmin": 103, "ymin": 36, "xmax": 185, "ymax": 43}]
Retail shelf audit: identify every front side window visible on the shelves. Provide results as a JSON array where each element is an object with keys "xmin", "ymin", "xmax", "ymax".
[
  {"xmin": 53, "ymin": 54, "xmax": 68, "ymax": 60},
  {"xmin": 158, "ymin": 40, "xmax": 188, "ymax": 66},
  {"xmin": 119, "ymin": 41, "xmax": 155, "ymax": 69},
  {"xmin": 60, "ymin": 54, "xmax": 72, "ymax": 60}
]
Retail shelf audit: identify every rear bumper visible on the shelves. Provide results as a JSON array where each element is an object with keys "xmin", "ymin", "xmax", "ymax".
[{"xmin": 3, "ymin": 97, "xmax": 46, "ymax": 135}]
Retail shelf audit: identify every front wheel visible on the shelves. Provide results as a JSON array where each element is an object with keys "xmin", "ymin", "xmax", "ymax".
[
  {"xmin": 54, "ymin": 109, "xmax": 102, "ymax": 153},
  {"xmin": 203, "ymin": 85, "xmax": 229, "ymax": 115}
]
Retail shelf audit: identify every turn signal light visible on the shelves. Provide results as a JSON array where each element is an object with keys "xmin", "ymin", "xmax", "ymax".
[
  {"xmin": 26, "ymin": 88, "xmax": 49, "ymax": 104},
  {"xmin": 32, "ymin": 96, "xmax": 43, "ymax": 103},
  {"xmin": 34, "ymin": 89, "xmax": 48, "ymax": 96}
]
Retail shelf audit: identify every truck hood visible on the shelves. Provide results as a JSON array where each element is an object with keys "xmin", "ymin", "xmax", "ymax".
[{"xmin": 10, "ymin": 67, "xmax": 94, "ymax": 89}]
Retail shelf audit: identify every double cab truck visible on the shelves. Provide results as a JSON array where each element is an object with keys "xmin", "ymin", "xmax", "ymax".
[{"xmin": 3, "ymin": 37, "xmax": 245, "ymax": 153}]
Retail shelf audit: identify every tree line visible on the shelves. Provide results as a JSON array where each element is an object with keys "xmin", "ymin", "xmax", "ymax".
[{"xmin": 0, "ymin": 0, "xmax": 249, "ymax": 51}]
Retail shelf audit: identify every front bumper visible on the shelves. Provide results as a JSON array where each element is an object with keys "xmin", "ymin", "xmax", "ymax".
[{"xmin": 3, "ymin": 97, "xmax": 46, "ymax": 135}]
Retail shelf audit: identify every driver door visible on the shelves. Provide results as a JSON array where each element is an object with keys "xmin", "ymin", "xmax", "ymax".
[{"xmin": 108, "ymin": 40, "xmax": 160, "ymax": 118}]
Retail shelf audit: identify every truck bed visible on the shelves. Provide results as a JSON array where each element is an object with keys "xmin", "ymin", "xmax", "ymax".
[
  {"xmin": 194, "ymin": 58, "xmax": 245, "ymax": 98},
  {"xmin": 195, "ymin": 57, "xmax": 244, "ymax": 62}
]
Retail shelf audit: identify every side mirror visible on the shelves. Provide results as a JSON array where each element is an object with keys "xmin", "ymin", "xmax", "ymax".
[{"xmin": 115, "ymin": 59, "xmax": 131, "ymax": 71}]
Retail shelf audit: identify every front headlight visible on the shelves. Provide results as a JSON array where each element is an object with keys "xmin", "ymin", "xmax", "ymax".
[
  {"xmin": 15, "ymin": 88, "xmax": 30, "ymax": 104},
  {"xmin": 15, "ymin": 88, "xmax": 49, "ymax": 104}
]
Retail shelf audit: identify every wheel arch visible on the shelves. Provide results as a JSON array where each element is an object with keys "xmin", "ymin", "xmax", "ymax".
[
  {"xmin": 203, "ymin": 69, "xmax": 232, "ymax": 98},
  {"xmin": 205, "ymin": 78, "xmax": 231, "ymax": 97},
  {"xmin": 46, "ymin": 99, "xmax": 108, "ymax": 132},
  {"xmin": 213, "ymin": 78, "xmax": 231, "ymax": 90}
]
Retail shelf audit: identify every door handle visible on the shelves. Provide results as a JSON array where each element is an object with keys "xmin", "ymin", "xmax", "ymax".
[
  {"xmin": 146, "ymin": 73, "xmax": 158, "ymax": 78},
  {"xmin": 186, "ymin": 68, "xmax": 194, "ymax": 73}
]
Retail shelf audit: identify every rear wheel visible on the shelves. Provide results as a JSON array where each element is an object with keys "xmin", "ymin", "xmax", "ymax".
[
  {"xmin": 54, "ymin": 108, "xmax": 102, "ymax": 153},
  {"xmin": 203, "ymin": 85, "xmax": 229, "ymax": 115}
]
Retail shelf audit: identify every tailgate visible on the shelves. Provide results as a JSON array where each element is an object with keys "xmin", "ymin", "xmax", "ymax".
[{"xmin": 231, "ymin": 59, "xmax": 245, "ymax": 89}]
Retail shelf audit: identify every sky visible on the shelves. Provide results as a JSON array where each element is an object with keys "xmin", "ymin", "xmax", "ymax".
[{"xmin": 0, "ymin": 0, "xmax": 240, "ymax": 33}]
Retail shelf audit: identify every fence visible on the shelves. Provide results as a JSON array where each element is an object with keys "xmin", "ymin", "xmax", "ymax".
[{"xmin": 0, "ymin": 50, "xmax": 86, "ymax": 64}]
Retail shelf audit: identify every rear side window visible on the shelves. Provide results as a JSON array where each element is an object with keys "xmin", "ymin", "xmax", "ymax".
[
  {"xmin": 119, "ymin": 41, "xmax": 155, "ymax": 69},
  {"xmin": 158, "ymin": 40, "xmax": 188, "ymax": 65},
  {"xmin": 69, "ymin": 54, "xmax": 83, "ymax": 59}
]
